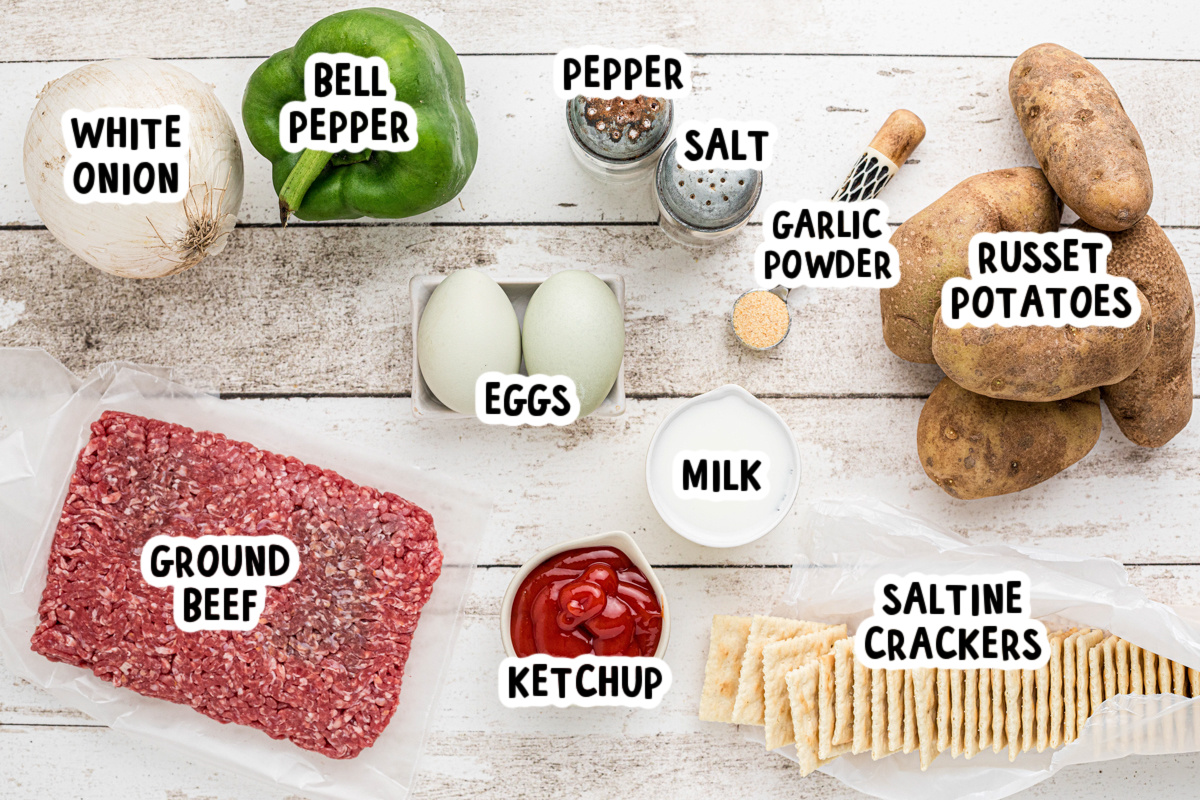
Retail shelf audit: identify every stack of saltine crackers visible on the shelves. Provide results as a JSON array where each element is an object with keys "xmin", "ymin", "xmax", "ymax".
[{"xmin": 699, "ymin": 616, "xmax": 1200, "ymax": 775}]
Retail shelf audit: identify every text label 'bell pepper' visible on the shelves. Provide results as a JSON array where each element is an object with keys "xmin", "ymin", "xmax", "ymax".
[
  {"xmin": 242, "ymin": 8, "xmax": 478, "ymax": 223},
  {"xmin": 280, "ymin": 54, "xmax": 417, "ymax": 154}
]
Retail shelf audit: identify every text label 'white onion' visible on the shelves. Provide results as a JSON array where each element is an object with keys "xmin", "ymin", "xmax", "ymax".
[{"xmin": 24, "ymin": 58, "xmax": 244, "ymax": 279}]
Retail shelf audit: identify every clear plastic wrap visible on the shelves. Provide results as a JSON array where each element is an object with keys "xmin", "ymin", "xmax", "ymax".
[
  {"xmin": 759, "ymin": 497, "xmax": 1200, "ymax": 800},
  {"xmin": 0, "ymin": 348, "xmax": 491, "ymax": 800}
]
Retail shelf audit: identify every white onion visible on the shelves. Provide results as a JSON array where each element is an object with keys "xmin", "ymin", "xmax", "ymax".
[{"xmin": 24, "ymin": 58, "xmax": 244, "ymax": 279}]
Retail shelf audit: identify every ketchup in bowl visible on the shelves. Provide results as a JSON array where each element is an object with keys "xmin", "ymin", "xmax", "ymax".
[{"xmin": 510, "ymin": 546, "xmax": 663, "ymax": 657}]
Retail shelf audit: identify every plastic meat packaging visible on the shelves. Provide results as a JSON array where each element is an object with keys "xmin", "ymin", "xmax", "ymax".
[
  {"xmin": 757, "ymin": 497, "xmax": 1200, "ymax": 800},
  {"xmin": 0, "ymin": 349, "xmax": 491, "ymax": 800}
]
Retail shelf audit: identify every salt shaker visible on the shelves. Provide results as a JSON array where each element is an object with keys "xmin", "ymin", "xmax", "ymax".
[
  {"xmin": 565, "ymin": 95, "xmax": 673, "ymax": 183},
  {"xmin": 654, "ymin": 139, "xmax": 763, "ymax": 248}
]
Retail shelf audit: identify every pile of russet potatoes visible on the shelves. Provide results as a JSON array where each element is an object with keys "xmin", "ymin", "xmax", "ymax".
[{"xmin": 880, "ymin": 43, "xmax": 1194, "ymax": 499}]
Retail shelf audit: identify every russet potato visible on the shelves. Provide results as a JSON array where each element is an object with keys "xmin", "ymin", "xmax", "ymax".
[
  {"xmin": 1010, "ymin": 43, "xmax": 1152, "ymax": 232},
  {"xmin": 930, "ymin": 290, "xmax": 1153, "ymax": 402},
  {"xmin": 917, "ymin": 378, "xmax": 1101, "ymax": 499},
  {"xmin": 880, "ymin": 168, "xmax": 1062, "ymax": 364},
  {"xmin": 1076, "ymin": 217, "xmax": 1195, "ymax": 447}
]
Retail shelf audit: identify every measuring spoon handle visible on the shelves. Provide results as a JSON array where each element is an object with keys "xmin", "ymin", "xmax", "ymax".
[{"xmin": 831, "ymin": 109, "xmax": 926, "ymax": 202}]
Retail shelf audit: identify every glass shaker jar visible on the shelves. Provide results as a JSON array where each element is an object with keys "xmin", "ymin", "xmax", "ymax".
[
  {"xmin": 565, "ymin": 95, "xmax": 674, "ymax": 183},
  {"xmin": 654, "ymin": 139, "xmax": 763, "ymax": 247}
]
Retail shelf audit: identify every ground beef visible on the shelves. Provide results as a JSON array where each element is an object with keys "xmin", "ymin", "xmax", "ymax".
[{"xmin": 30, "ymin": 411, "xmax": 442, "ymax": 759}]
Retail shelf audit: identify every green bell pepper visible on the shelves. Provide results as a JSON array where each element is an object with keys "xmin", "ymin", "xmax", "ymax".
[{"xmin": 242, "ymin": 8, "xmax": 478, "ymax": 223}]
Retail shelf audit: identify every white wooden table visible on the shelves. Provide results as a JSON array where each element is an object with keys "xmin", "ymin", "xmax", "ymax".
[{"xmin": 2, "ymin": 2, "xmax": 1199, "ymax": 797}]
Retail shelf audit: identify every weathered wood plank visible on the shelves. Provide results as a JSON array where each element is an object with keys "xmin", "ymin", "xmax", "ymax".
[
  {"xmin": 432, "ymin": 565, "xmax": 1200, "ymax": 737},
  {"xmin": 414, "ymin": 743, "xmax": 1200, "ymax": 800},
  {"xmin": 5, "ymin": 55, "xmax": 1199, "ymax": 226},
  {"xmin": 2, "ymin": 226, "xmax": 1197, "ymax": 398},
  {"xmin": 1, "ymin": 722, "xmax": 1198, "ymax": 800},
  {"xmin": 6, "ymin": 1, "xmax": 1198, "ymax": 61},
  {"xmin": 5, "ymin": 5, "xmax": 1200, "ymax": 799},
  {"xmin": 3, "ymin": 565, "xmax": 1199, "ymax": 798},
  {"xmin": 0, "ymin": 565, "xmax": 788, "ymax": 728},
  {"xmin": 2, "ymin": 395, "xmax": 1196, "ymax": 569},
  {"xmin": 8, "ymin": 565, "xmax": 1196, "ymax": 727},
  {"xmin": 226, "ymin": 396, "xmax": 1200, "ymax": 565}
]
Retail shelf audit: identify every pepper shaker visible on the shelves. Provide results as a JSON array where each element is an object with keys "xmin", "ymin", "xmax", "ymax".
[{"xmin": 566, "ymin": 95, "xmax": 674, "ymax": 183}]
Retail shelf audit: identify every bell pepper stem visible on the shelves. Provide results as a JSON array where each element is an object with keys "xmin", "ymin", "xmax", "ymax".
[{"xmin": 278, "ymin": 149, "xmax": 334, "ymax": 225}]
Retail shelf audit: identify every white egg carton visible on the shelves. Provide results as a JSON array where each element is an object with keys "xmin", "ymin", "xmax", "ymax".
[{"xmin": 409, "ymin": 273, "xmax": 627, "ymax": 420}]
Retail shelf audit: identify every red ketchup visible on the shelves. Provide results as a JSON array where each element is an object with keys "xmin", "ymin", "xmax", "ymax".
[{"xmin": 511, "ymin": 546, "xmax": 663, "ymax": 658}]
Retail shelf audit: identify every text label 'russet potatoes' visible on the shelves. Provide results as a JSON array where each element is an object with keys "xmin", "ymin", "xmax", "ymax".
[{"xmin": 941, "ymin": 230, "xmax": 1142, "ymax": 328}]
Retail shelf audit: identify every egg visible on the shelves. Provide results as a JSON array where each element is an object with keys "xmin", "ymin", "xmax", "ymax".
[
  {"xmin": 522, "ymin": 271, "xmax": 625, "ymax": 417},
  {"xmin": 418, "ymin": 270, "xmax": 522, "ymax": 414}
]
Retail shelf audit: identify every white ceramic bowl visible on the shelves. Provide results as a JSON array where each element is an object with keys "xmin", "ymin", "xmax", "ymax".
[
  {"xmin": 409, "ymin": 274, "xmax": 626, "ymax": 420},
  {"xmin": 644, "ymin": 384, "xmax": 802, "ymax": 548},
  {"xmin": 500, "ymin": 530, "xmax": 670, "ymax": 659}
]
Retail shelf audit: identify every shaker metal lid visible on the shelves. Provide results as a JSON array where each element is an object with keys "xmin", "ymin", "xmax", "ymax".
[
  {"xmin": 566, "ymin": 96, "xmax": 672, "ymax": 164},
  {"xmin": 656, "ymin": 140, "xmax": 763, "ymax": 232}
]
